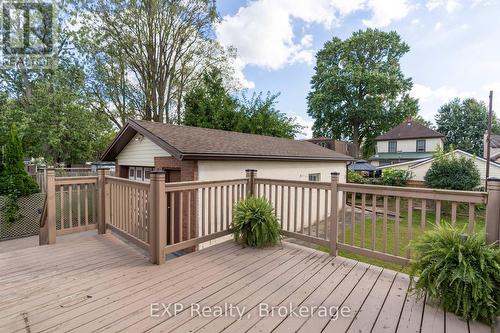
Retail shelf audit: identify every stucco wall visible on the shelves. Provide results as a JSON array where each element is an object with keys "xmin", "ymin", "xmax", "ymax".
[
  {"xmin": 197, "ymin": 160, "xmax": 347, "ymax": 183},
  {"xmin": 116, "ymin": 134, "xmax": 170, "ymax": 167},
  {"xmin": 377, "ymin": 138, "xmax": 443, "ymax": 153},
  {"xmin": 409, "ymin": 152, "xmax": 500, "ymax": 184}
]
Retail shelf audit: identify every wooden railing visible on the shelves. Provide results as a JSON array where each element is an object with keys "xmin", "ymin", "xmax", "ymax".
[
  {"xmin": 40, "ymin": 168, "xmax": 500, "ymax": 267},
  {"xmin": 54, "ymin": 175, "xmax": 98, "ymax": 236},
  {"xmin": 105, "ymin": 176, "xmax": 150, "ymax": 251},
  {"xmin": 162, "ymin": 178, "xmax": 247, "ymax": 256}
]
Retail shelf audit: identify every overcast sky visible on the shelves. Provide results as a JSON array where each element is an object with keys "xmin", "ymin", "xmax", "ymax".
[{"xmin": 215, "ymin": 0, "xmax": 500, "ymax": 138}]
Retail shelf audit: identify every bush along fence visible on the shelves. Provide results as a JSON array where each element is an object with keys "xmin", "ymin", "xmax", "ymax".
[{"xmin": 39, "ymin": 169, "xmax": 500, "ymax": 266}]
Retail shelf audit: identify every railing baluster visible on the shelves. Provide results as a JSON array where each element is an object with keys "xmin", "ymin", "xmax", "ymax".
[
  {"xmin": 84, "ymin": 184, "xmax": 89, "ymax": 226},
  {"xmin": 371, "ymin": 195, "xmax": 376, "ymax": 251},
  {"xmin": 435, "ymin": 200, "xmax": 441, "ymax": 225},
  {"xmin": 342, "ymin": 191, "xmax": 346, "ymax": 242},
  {"xmin": 324, "ymin": 190, "xmax": 329, "ymax": 240},
  {"xmin": 421, "ymin": 199, "xmax": 427, "ymax": 229},
  {"xmin": 383, "ymin": 196, "xmax": 388, "ymax": 253},
  {"xmin": 214, "ymin": 186, "xmax": 218, "ymax": 233},
  {"xmin": 226, "ymin": 185, "xmax": 230, "ymax": 230},
  {"xmin": 350, "ymin": 192, "xmax": 355, "ymax": 245},
  {"xmin": 308, "ymin": 188, "xmax": 312, "ymax": 236},
  {"xmin": 281, "ymin": 186, "xmax": 285, "ymax": 229},
  {"xmin": 179, "ymin": 191, "xmax": 183, "ymax": 241},
  {"xmin": 287, "ymin": 186, "xmax": 291, "ymax": 231},
  {"xmin": 361, "ymin": 193, "xmax": 366, "ymax": 248},
  {"xmin": 68, "ymin": 185, "xmax": 73, "ymax": 228},
  {"xmin": 201, "ymin": 188, "xmax": 206, "ymax": 237},
  {"xmin": 77, "ymin": 184, "xmax": 81, "ymax": 227},
  {"xmin": 208, "ymin": 187, "xmax": 212, "ymax": 236},
  {"xmin": 407, "ymin": 198, "xmax": 413, "ymax": 258},
  {"xmin": 294, "ymin": 187, "xmax": 298, "ymax": 232},
  {"xmin": 274, "ymin": 184, "xmax": 278, "ymax": 216},
  {"xmin": 301, "ymin": 187, "xmax": 305, "ymax": 234},
  {"xmin": 60, "ymin": 185, "xmax": 64, "ymax": 229},
  {"xmin": 451, "ymin": 202, "xmax": 457, "ymax": 226},
  {"xmin": 170, "ymin": 193, "xmax": 175, "ymax": 244},
  {"xmin": 395, "ymin": 196, "xmax": 400, "ymax": 256},
  {"xmin": 316, "ymin": 188, "xmax": 320, "ymax": 238},
  {"xmin": 468, "ymin": 203, "xmax": 475, "ymax": 233},
  {"xmin": 187, "ymin": 190, "xmax": 192, "ymax": 239}
]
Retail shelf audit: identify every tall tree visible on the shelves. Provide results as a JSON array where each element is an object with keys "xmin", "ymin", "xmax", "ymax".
[
  {"xmin": 183, "ymin": 70, "xmax": 303, "ymax": 139},
  {"xmin": 435, "ymin": 98, "xmax": 500, "ymax": 156},
  {"xmin": 307, "ymin": 29, "xmax": 417, "ymax": 157},
  {"xmin": 77, "ymin": 0, "xmax": 232, "ymax": 124}
]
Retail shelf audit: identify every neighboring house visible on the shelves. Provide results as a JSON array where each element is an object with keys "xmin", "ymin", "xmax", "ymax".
[
  {"xmin": 377, "ymin": 149, "xmax": 500, "ymax": 185},
  {"xmin": 483, "ymin": 133, "xmax": 500, "ymax": 162},
  {"xmin": 369, "ymin": 119, "xmax": 445, "ymax": 166},
  {"xmin": 306, "ymin": 137, "xmax": 357, "ymax": 159},
  {"xmin": 101, "ymin": 120, "xmax": 353, "ymax": 184}
]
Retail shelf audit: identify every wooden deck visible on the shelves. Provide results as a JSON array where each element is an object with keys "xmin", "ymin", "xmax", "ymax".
[{"xmin": 0, "ymin": 233, "xmax": 491, "ymax": 333}]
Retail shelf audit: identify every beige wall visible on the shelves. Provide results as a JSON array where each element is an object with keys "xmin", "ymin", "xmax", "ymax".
[
  {"xmin": 409, "ymin": 152, "xmax": 500, "ymax": 185},
  {"xmin": 116, "ymin": 134, "xmax": 170, "ymax": 167},
  {"xmin": 197, "ymin": 160, "xmax": 347, "ymax": 183},
  {"xmin": 377, "ymin": 138, "xmax": 443, "ymax": 153}
]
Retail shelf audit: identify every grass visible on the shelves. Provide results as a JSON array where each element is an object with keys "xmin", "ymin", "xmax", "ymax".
[{"xmin": 316, "ymin": 198, "xmax": 486, "ymax": 273}]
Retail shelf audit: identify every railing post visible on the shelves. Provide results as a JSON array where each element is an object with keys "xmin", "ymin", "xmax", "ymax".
[
  {"xmin": 330, "ymin": 172, "xmax": 339, "ymax": 256},
  {"xmin": 246, "ymin": 169, "xmax": 257, "ymax": 197},
  {"xmin": 97, "ymin": 168, "xmax": 110, "ymax": 235},
  {"xmin": 486, "ymin": 178, "xmax": 500, "ymax": 245},
  {"xmin": 40, "ymin": 168, "xmax": 56, "ymax": 245},
  {"xmin": 149, "ymin": 171, "xmax": 166, "ymax": 265}
]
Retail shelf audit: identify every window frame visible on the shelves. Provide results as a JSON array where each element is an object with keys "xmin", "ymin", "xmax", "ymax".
[
  {"xmin": 416, "ymin": 139, "xmax": 426, "ymax": 153},
  {"xmin": 308, "ymin": 173, "xmax": 321, "ymax": 182},
  {"xmin": 388, "ymin": 141, "xmax": 397, "ymax": 153},
  {"xmin": 128, "ymin": 167, "xmax": 135, "ymax": 180}
]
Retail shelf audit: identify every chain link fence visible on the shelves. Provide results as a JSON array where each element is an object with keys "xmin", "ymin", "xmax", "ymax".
[{"xmin": 0, "ymin": 193, "xmax": 46, "ymax": 240}]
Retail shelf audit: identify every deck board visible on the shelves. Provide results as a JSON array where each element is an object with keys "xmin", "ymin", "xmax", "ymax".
[{"xmin": 0, "ymin": 232, "xmax": 491, "ymax": 333}]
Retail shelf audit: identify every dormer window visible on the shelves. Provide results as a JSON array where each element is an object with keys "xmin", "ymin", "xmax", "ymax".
[
  {"xmin": 388, "ymin": 141, "xmax": 397, "ymax": 153},
  {"xmin": 416, "ymin": 139, "xmax": 426, "ymax": 152}
]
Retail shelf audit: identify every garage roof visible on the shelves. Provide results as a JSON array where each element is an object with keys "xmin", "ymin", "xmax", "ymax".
[{"xmin": 101, "ymin": 120, "xmax": 353, "ymax": 162}]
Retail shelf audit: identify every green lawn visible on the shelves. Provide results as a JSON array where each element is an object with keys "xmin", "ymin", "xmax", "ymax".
[{"xmin": 317, "ymin": 199, "xmax": 486, "ymax": 273}]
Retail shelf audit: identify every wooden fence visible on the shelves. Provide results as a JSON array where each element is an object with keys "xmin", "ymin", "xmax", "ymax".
[{"xmin": 39, "ymin": 169, "xmax": 500, "ymax": 266}]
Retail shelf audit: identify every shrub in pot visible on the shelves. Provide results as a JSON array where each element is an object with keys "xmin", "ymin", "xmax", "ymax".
[
  {"xmin": 232, "ymin": 197, "xmax": 281, "ymax": 248},
  {"xmin": 409, "ymin": 225, "xmax": 500, "ymax": 326}
]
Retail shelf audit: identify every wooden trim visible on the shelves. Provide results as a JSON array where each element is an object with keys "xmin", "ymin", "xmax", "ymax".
[
  {"xmin": 165, "ymin": 178, "xmax": 247, "ymax": 192},
  {"xmin": 164, "ymin": 230, "xmax": 232, "ymax": 254},
  {"xmin": 105, "ymin": 176, "xmax": 149, "ymax": 190},
  {"xmin": 106, "ymin": 223, "xmax": 150, "ymax": 252},
  {"xmin": 338, "ymin": 183, "xmax": 487, "ymax": 204},
  {"xmin": 57, "ymin": 224, "xmax": 97, "ymax": 236},
  {"xmin": 256, "ymin": 178, "xmax": 331, "ymax": 190},
  {"xmin": 281, "ymin": 230, "xmax": 329, "ymax": 248},
  {"xmin": 337, "ymin": 243, "xmax": 409, "ymax": 266},
  {"xmin": 55, "ymin": 176, "xmax": 98, "ymax": 186}
]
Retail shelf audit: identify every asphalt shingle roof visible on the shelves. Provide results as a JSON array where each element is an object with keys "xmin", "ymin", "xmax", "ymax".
[{"xmin": 375, "ymin": 120, "xmax": 445, "ymax": 141}]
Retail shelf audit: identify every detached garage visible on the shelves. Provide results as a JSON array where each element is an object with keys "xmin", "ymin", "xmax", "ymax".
[{"xmin": 101, "ymin": 120, "xmax": 352, "ymax": 183}]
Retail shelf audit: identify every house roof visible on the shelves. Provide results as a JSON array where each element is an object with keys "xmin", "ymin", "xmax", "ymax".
[
  {"xmin": 410, "ymin": 149, "xmax": 500, "ymax": 169},
  {"xmin": 375, "ymin": 120, "xmax": 445, "ymax": 141},
  {"xmin": 101, "ymin": 120, "xmax": 353, "ymax": 162},
  {"xmin": 375, "ymin": 157, "xmax": 432, "ymax": 170},
  {"xmin": 348, "ymin": 160, "xmax": 377, "ymax": 171},
  {"xmin": 368, "ymin": 152, "xmax": 434, "ymax": 161},
  {"xmin": 491, "ymin": 134, "xmax": 500, "ymax": 148}
]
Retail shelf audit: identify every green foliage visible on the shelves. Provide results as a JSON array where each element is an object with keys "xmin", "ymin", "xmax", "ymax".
[
  {"xmin": 424, "ymin": 150, "xmax": 481, "ymax": 190},
  {"xmin": 381, "ymin": 168, "xmax": 412, "ymax": 186},
  {"xmin": 184, "ymin": 69, "xmax": 303, "ymax": 138},
  {"xmin": 232, "ymin": 197, "xmax": 281, "ymax": 248},
  {"xmin": 0, "ymin": 124, "xmax": 39, "ymax": 225},
  {"xmin": 409, "ymin": 225, "xmax": 500, "ymax": 325},
  {"xmin": 435, "ymin": 98, "xmax": 500, "ymax": 156},
  {"xmin": 307, "ymin": 28, "xmax": 418, "ymax": 156},
  {"xmin": 348, "ymin": 171, "xmax": 365, "ymax": 184}
]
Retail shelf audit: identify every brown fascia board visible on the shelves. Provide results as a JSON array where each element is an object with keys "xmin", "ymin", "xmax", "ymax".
[{"xmin": 180, "ymin": 153, "xmax": 354, "ymax": 162}]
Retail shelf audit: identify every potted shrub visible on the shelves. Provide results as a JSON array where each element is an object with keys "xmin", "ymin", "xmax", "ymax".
[
  {"xmin": 232, "ymin": 197, "xmax": 281, "ymax": 248},
  {"xmin": 409, "ymin": 225, "xmax": 500, "ymax": 326}
]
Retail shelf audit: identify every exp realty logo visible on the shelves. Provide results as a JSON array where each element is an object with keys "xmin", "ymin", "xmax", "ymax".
[{"xmin": 1, "ymin": 0, "xmax": 56, "ymax": 69}]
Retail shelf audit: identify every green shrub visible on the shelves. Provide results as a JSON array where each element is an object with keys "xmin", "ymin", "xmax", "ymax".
[
  {"xmin": 409, "ymin": 225, "xmax": 500, "ymax": 325},
  {"xmin": 348, "ymin": 170, "xmax": 365, "ymax": 184},
  {"xmin": 381, "ymin": 168, "xmax": 412, "ymax": 186},
  {"xmin": 424, "ymin": 151, "xmax": 481, "ymax": 190},
  {"xmin": 232, "ymin": 197, "xmax": 281, "ymax": 248}
]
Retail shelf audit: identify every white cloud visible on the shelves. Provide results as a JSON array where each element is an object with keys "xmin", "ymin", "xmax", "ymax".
[
  {"xmin": 434, "ymin": 22, "xmax": 443, "ymax": 31},
  {"xmin": 362, "ymin": 0, "xmax": 412, "ymax": 28},
  {"xmin": 216, "ymin": 0, "xmax": 412, "ymax": 88},
  {"xmin": 292, "ymin": 114, "xmax": 314, "ymax": 139},
  {"xmin": 426, "ymin": 0, "xmax": 462, "ymax": 13}
]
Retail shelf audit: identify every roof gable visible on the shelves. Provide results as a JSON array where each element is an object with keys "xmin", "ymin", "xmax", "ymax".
[
  {"xmin": 375, "ymin": 120, "xmax": 445, "ymax": 141},
  {"xmin": 101, "ymin": 120, "xmax": 353, "ymax": 162}
]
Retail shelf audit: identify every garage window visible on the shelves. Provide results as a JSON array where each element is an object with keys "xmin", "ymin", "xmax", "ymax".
[{"xmin": 308, "ymin": 173, "xmax": 321, "ymax": 182}]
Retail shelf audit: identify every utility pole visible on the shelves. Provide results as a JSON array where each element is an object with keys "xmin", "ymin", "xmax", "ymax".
[{"xmin": 486, "ymin": 90, "xmax": 493, "ymax": 191}]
